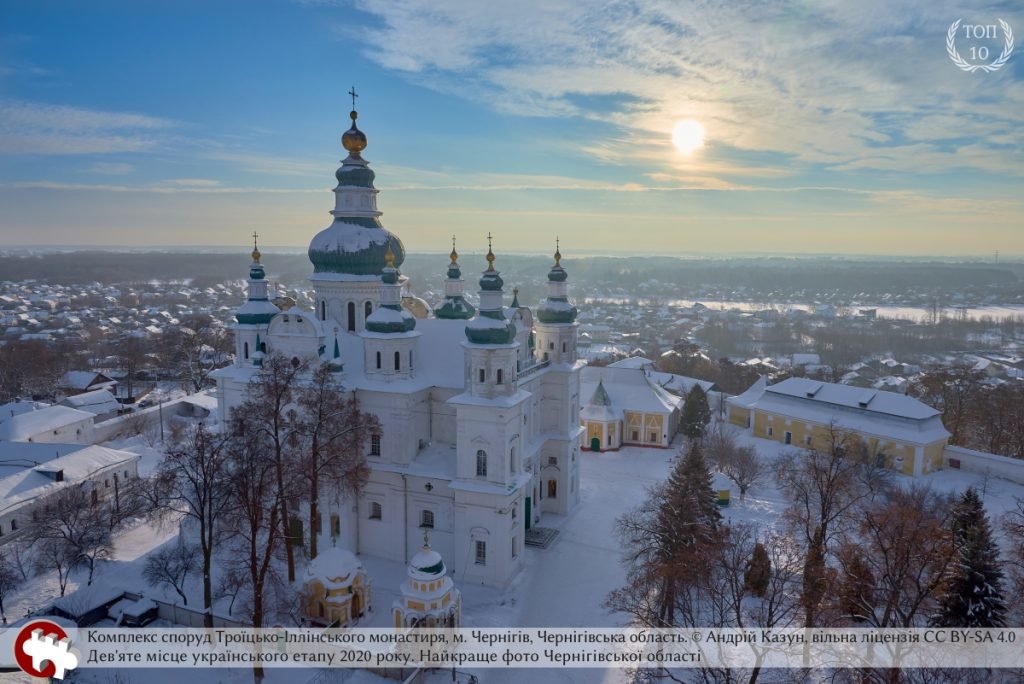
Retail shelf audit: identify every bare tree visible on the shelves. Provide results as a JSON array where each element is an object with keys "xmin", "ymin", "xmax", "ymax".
[
  {"xmin": 33, "ymin": 485, "xmax": 113, "ymax": 586},
  {"xmin": 143, "ymin": 537, "xmax": 198, "ymax": 606},
  {"xmin": 34, "ymin": 537, "xmax": 77, "ymax": 597},
  {"xmin": 222, "ymin": 415, "xmax": 284, "ymax": 682},
  {"xmin": 909, "ymin": 364, "xmax": 984, "ymax": 446},
  {"xmin": 0, "ymin": 553, "xmax": 22, "ymax": 623},
  {"xmin": 707, "ymin": 428, "xmax": 764, "ymax": 500},
  {"xmin": 157, "ymin": 422, "xmax": 231, "ymax": 628},
  {"xmin": 1001, "ymin": 498, "xmax": 1024, "ymax": 623},
  {"xmin": 238, "ymin": 352, "xmax": 306, "ymax": 583},
  {"xmin": 295, "ymin": 364, "xmax": 375, "ymax": 560},
  {"xmin": 774, "ymin": 424, "xmax": 887, "ymax": 626},
  {"xmin": 164, "ymin": 314, "xmax": 232, "ymax": 393}
]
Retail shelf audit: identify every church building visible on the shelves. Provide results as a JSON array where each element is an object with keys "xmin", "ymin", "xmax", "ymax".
[{"xmin": 213, "ymin": 102, "xmax": 583, "ymax": 588}]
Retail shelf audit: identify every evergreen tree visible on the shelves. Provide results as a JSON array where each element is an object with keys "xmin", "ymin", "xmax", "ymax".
[
  {"xmin": 680, "ymin": 384, "xmax": 712, "ymax": 439},
  {"xmin": 837, "ymin": 543, "xmax": 875, "ymax": 621},
  {"xmin": 744, "ymin": 542, "xmax": 771, "ymax": 597},
  {"xmin": 932, "ymin": 489, "xmax": 1006, "ymax": 627}
]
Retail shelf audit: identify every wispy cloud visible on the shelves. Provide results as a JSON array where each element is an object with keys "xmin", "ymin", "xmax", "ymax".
[
  {"xmin": 345, "ymin": 0, "xmax": 1024, "ymax": 178},
  {"xmin": 0, "ymin": 100, "xmax": 174, "ymax": 155}
]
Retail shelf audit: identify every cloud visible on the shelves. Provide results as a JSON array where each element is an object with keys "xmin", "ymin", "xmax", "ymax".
[
  {"xmin": 86, "ymin": 162, "xmax": 135, "ymax": 175},
  {"xmin": 344, "ymin": 0, "xmax": 1024, "ymax": 177},
  {"xmin": 0, "ymin": 100, "xmax": 174, "ymax": 155}
]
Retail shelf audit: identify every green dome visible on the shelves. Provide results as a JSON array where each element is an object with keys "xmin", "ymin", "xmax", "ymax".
[
  {"xmin": 335, "ymin": 165, "xmax": 375, "ymax": 187},
  {"xmin": 537, "ymin": 297, "xmax": 577, "ymax": 324},
  {"xmin": 308, "ymin": 216, "xmax": 406, "ymax": 276},
  {"xmin": 435, "ymin": 296, "xmax": 475, "ymax": 320},
  {"xmin": 465, "ymin": 311, "xmax": 517, "ymax": 345}
]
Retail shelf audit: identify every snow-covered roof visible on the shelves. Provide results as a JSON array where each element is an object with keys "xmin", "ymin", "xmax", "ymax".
[
  {"xmin": 0, "ymin": 443, "xmax": 139, "ymax": 515},
  {"xmin": 306, "ymin": 546, "xmax": 364, "ymax": 590},
  {"xmin": 727, "ymin": 377, "xmax": 949, "ymax": 446},
  {"xmin": 0, "ymin": 400, "xmax": 50, "ymax": 419},
  {"xmin": 59, "ymin": 389, "xmax": 120, "ymax": 415},
  {"xmin": 59, "ymin": 370, "xmax": 113, "ymax": 390},
  {"xmin": 580, "ymin": 365, "xmax": 680, "ymax": 421},
  {"xmin": 0, "ymin": 405, "xmax": 94, "ymax": 441},
  {"xmin": 646, "ymin": 370, "xmax": 717, "ymax": 396},
  {"xmin": 607, "ymin": 356, "xmax": 654, "ymax": 370}
]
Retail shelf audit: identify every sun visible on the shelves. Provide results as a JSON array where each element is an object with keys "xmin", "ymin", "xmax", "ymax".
[{"xmin": 672, "ymin": 119, "xmax": 706, "ymax": 155}]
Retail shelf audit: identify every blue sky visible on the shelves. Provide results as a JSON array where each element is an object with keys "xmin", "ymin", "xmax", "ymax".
[{"xmin": 0, "ymin": 0, "xmax": 1021, "ymax": 256}]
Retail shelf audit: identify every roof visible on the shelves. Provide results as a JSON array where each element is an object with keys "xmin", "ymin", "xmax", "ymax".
[
  {"xmin": 59, "ymin": 389, "xmax": 120, "ymax": 415},
  {"xmin": 727, "ymin": 377, "xmax": 949, "ymax": 446},
  {"xmin": 646, "ymin": 370, "xmax": 718, "ymax": 396},
  {"xmin": 580, "ymin": 365, "xmax": 681, "ymax": 422},
  {"xmin": 0, "ymin": 443, "xmax": 139, "ymax": 515},
  {"xmin": 59, "ymin": 370, "xmax": 113, "ymax": 390},
  {"xmin": 0, "ymin": 405, "xmax": 94, "ymax": 441},
  {"xmin": 306, "ymin": 546, "xmax": 363, "ymax": 589}
]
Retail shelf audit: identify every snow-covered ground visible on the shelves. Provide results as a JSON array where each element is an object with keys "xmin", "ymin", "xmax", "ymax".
[{"xmin": 4, "ymin": 420, "xmax": 1022, "ymax": 683}]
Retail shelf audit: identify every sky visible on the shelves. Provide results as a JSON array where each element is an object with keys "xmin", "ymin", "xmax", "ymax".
[{"xmin": 0, "ymin": 0, "xmax": 1022, "ymax": 257}]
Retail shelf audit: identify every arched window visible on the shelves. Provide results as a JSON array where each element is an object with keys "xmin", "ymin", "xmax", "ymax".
[
  {"xmin": 476, "ymin": 450, "xmax": 487, "ymax": 477},
  {"xmin": 365, "ymin": 301, "xmax": 373, "ymax": 318},
  {"xmin": 320, "ymin": 301, "xmax": 326, "ymax": 320},
  {"xmin": 496, "ymin": 369, "xmax": 503, "ymax": 384},
  {"xmin": 244, "ymin": 342, "xmax": 249, "ymax": 359},
  {"xmin": 510, "ymin": 446, "xmax": 517, "ymax": 473},
  {"xmin": 562, "ymin": 342, "xmax": 567, "ymax": 352},
  {"xmin": 394, "ymin": 351, "xmax": 401, "ymax": 371},
  {"xmin": 376, "ymin": 351, "xmax": 381, "ymax": 369},
  {"xmin": 9, "ymin": 519, "xmax": 15, "ymax": 531},
  {"xmin": 409, "ymin": 350, "xmax": 413, "ymax": 369},
  {"xmin": 347, "ymin": 302, "xmax": 356, "ymax": 332},
  {"xmin": 420, "ymin": 510, "xmax": 434, "ymax": 528}
]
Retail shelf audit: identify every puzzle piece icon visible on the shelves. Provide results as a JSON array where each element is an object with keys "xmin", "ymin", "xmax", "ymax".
[{"xmin": 22, "ymin": 628, "xmax": 79, "ymax": 680}]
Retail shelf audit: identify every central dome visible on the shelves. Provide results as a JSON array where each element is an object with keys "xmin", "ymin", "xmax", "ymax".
[
  {"xmin": 308, "ymin": 107, "xmax": 407, "ymax": 276},
  {"xmin": 309, "ymin": 218, "xmax": 405, "ymax": 276}
]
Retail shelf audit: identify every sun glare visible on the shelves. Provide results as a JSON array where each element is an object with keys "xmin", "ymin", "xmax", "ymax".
[{"xmin": 672, "ymin": 119, "xmax": 706, "ymax": 155}]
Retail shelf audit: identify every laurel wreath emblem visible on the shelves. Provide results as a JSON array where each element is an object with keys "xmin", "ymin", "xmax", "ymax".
[{"xmin": 947, "ymin": 19, "xmax": 1015, "ymax": 72}]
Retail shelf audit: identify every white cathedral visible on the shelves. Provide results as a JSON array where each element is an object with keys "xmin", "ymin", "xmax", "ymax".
[{"xmin": 213, "ymin": 106, "xmax": 583, "ymax": 589}]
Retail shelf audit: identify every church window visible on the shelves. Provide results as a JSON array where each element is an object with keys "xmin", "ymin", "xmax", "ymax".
[
  {"xmin": 376, "ymin": 351, "xmax": 381, "ymax": 369},
  {"xmin": 548, "ymin": 456, "xmax": 558, "ymax": 466},
  {"xmin": 496, "ymin": 369, "xmax": 503, "ymax": 384},
  {"xmin": 347, "ymin": 302, "xmax": 356, "ymax": 332},
  {"xmin": 330, "ymin": 514, "xmax": 340, "ymax": 538},
  {"xmin": 512, "ymin": 536, "xmax": 517, "ymax": 559},
  {"xmin": 478, "ymin": 369, "xmax": 485, "ymax": 383},
  {"xmin": 548, "ymin": 342, "xmax": 554, "ymax": 350},
  {"xmin": 510, "ymin": 446, "xmax": 517, "ymax": 473},
  {"xmin": 562, "ymin": 342, "xmax": 566, "ymax": 352},
  {"xmin": 394, "ymin": 351, "xmax": 401, "ymax": 370},
  {"xmin": 244, "ymin": 342, "xmax": 249, "ymax": 359},
  {"xmin": 10, "ymin": 519, "xmax": 15, "ymax": 531},
  {"xmin": 320, "ymin": 301, "xmax": 326, "ymax": 320},
  {"xmin": 649, "ymin": 431, "xmax": 657, "ymax": 443},
  {"xmin": 475, "ymin": 540, "xmax": 487, "ymax": 565},
  {"xmin": 420, "ymin": 510, "xmax": 434, "ymax": 529},
  {"xmin": 365, "ymin": 301, "xmax": 372, "ymax": 319},
  {"xmin": 369, "ymin": 502, "xmax": 382, "ymax": 520},
  {"xmin": 543, "ymin": 353, "xmax": 549, "ymax": 362},
  {"xmin": 475, "ymin": 450, "xmax": 487, "ymax": 477},
  {"xmin": 260, "ymin": 342, "xmax": 266, "ymax": 353},
  {"xmin": 548, "ymin": 480, "xmax": 557, "ymax": 499},
  {"xmin": 370, "ymin": 434, "xmax": 381, "ymax": 456},
  {"xmin": 409, "ymin": 350, "xmax": 413, "ymax": 368}
]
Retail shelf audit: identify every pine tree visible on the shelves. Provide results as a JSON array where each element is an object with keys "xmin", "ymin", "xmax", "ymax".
[
  {"xmin": 744, "ymin": 542, "xmax": 771, "ymax": 597},
  {"xmin": 932, "ymin": 489, "xmax": 1007, "ymax": 627},
  {"xmin": 650, "ymin": 442, "xmax": 723, "ymax": 624},
  {"xmin": 680, "ymin": 384, "xmax": 712, "ymax": 440}
]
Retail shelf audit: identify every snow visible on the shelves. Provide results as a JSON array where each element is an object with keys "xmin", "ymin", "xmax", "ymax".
[
  {"xmin": 579, "ymin": 365, "xmax": 680, "ymax": 418},
  {"xmin": 306, "ymin": 546, "xmax": 363, "ymax": 589},
  {"xmin": 310, "ymin": 220, "xmax": 390, "ymax": 254},
  {"xmin": 365, "ymin": 306, "xmax": 412, "ymax": 324},
  {"xmin": 59, "ymin": 370, "xmax": 112, "ymax": 391},
  {"xmin": 0, "ymin": 404, "xmax": 94, "ymax": 441},
  {"xmin": 0, "ymin": 444, "xmax": 138, "ymax": 515},
  {"xmin": 466, "ymin": 315, "xmax": 514, "ymax": 330},
  {"xmin": 59, "ymin": 388, "xmax": 121, "ymax": 415}
]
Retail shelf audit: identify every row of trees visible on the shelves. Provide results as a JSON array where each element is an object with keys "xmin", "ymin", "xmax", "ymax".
[
  {"xmin": 153, "ymin": 353, "xmax": 375, "ymax": 635},
  {"xmin": 609, "ymin": 429, "xmax": 1020, "ymax": 683}
]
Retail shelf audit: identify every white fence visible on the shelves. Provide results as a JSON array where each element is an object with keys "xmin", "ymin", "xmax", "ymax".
[{"xmin": 943, "ymin": 445, "xmax": 1024, "ymax": 485}]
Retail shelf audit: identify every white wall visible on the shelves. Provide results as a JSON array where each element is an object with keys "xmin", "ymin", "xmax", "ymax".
[{"xmin": 944, "ymin": 445, "xmax": 1024, "ymax": 485}]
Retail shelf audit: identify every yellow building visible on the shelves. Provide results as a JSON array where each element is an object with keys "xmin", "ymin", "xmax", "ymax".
[
  {"xmin": 580, "ymin": 364, "xmax": 680, "ymax": 451},
  {"xmin": 727, "ymin": 377, "xmax": 950, "ymax": 476},
  {"xmin": 301, "ymin": 546, "xmax": 371, "ymax": 627},
  {"xmin": 393, "ymin": 535, "xmax": 461, "ymax": 628}
]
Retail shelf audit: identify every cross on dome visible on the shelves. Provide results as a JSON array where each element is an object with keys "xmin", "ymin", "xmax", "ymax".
[{"xmin": 251, "ymin": 231, "xmax": 261, "ymax": 263}]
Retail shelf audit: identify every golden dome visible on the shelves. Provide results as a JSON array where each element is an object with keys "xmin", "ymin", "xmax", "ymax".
[
  {"xmin": 341, "ymin": 110, "xmax": 367, "ymax": 154},
  {"xmin": 450, "ymin": 235, "xmax": 459, "ymax": 264},
  {"xmin": 385, "ymin": 243, "xmax": 396, "ymax": 268}
]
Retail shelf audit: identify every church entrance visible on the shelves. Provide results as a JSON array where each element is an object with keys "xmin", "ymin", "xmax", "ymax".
[{"xmin": 590, "ymin": 437, "xmax": 600, "ymax": 451}]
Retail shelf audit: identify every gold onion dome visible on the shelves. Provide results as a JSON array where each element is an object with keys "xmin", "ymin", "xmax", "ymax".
[{"xmin": 341, "ymin": 110, "xmax": 367, "ymax": 154}]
